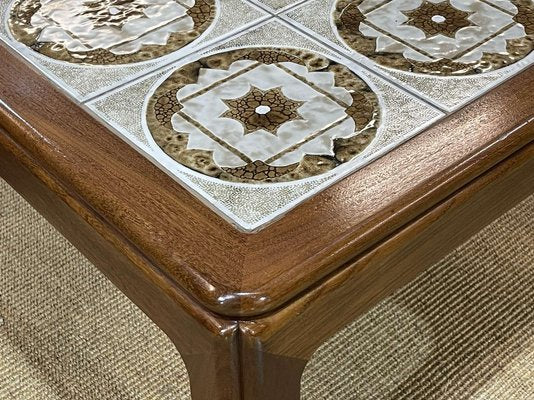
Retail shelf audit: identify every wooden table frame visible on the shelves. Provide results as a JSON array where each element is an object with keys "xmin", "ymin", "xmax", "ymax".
[{"xmin": 1, "ymin": 42, "xmax": 533, "ymax": 399}]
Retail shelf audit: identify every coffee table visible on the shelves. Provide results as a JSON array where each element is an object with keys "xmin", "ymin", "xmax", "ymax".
[{"xmin": 1, "ymin": 0, "xmax": 533, "ymax": 398}]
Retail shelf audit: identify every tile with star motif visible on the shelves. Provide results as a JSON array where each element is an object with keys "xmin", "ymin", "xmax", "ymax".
[
  {"xmin": 85, "ymin": 19, "xmax": 444, "ymax": 231},
  {"xmin": 0, "ymin": 0, "xmax": 269, "ymax": 100},
  {"xmin": 281, "ymin": 0, "xmax": 534, "ymax": 110}
]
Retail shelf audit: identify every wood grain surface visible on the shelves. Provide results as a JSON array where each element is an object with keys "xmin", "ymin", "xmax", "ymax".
[
  {"xmin": 238, "ymin": 143, "xmax": 534, "ymax": 399},
  {"xmin": 242, "ymin": 142, "xmax": 534, "ymax": 358},
  {"xmin": 3, "ymin": 120, "xmax": 532, "ymax": 399},
  {"xmin": 0, "ymin": 127, "xmax": 241, "ymax": 399},
  {"xmin": 0, "ymin": 41, "xmax": 532, "ymax": 318}
]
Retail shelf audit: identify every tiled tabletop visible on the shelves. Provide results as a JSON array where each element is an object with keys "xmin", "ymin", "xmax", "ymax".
[{"xmin": 2, "ymin": 0, "xmax": 532, "ymax": 231}]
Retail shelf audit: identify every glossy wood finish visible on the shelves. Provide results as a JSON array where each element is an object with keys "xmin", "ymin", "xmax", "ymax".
[
  {"xmin": 236, "ymin": 142, "xmax": 534, "ymax": 398},
  {"xmin": 1, "ymin": 42, "xmax": 533, "ymax": 317},
  {"xmin": 241, "ymin": 141, "xmax": 534, "ymax": 360},
  {"xmin": 3, "ymin": 122, "xmax": 532, "ymax": 399},
  {"xmin": 1, "ymin": 40, "xmax": 533, "ymax": 399},
  {"xmin": 0, "ymin": 128, "xmax": 241, "ymax": 400}
]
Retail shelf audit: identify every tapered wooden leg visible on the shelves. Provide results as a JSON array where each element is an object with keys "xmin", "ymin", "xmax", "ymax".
[
  {"xmin": 180, "ymin": 335, "xmax": 241, "ymax": 400},
  {"xmin": 241, "ymin": 352, "xmax": 308, "ymax": 400},
  {"xmin": 239, "ymin": 332, "xmax": 309, "ymax": 400},
  {"xmin": 1, "ymin": 137, "xmax": 306, "ymax": 400},
  {"xmin": 176, "ymin": 324, "xmax": 309, "ymax": 400}
]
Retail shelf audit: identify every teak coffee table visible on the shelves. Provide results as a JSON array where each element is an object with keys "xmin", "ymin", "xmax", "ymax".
[{"xmin": 1, "ymin": 0, "xmax": 533, "ymax": 398}]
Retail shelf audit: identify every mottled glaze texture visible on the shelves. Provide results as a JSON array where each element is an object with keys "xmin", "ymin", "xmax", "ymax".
[
  {"xmin": 146, "ymin": 47, "xmax": 380, "ymax": 183},
  {"xmin": 334, "ymin": 0, "xmax": 534, "ymax": 75},
  {"xmin": 8, "ymin": 0, "xmax": 216, "ymax": 64}
]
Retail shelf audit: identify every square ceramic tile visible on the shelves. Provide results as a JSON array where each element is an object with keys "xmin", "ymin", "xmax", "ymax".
[
  {"xmin": 0, "ymin": 0, "xmax": 269, "ymax": 101},
  {"xmin": 281, "ymin": 0, "xmax": 534, "ymax": 111},
  {"xmin": 85, "ymin": 19, "xmax": 444, "ymax": 232}
]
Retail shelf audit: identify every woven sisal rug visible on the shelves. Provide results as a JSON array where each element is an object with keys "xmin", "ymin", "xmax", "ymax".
[{"xmin": 1, "ymin": 178, "xmax": 533, "ymax": 399}]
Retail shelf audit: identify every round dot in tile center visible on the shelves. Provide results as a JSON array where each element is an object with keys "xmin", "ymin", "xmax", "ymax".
[
  {"xmin": 431, "ymin": 15, "xmax": 446, "ymax": 23},
  {"xmin": 255, "ymin": 105, "xmax": 271, "ymax": 115}
]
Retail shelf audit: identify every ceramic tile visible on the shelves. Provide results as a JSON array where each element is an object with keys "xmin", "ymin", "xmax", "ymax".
[
  {"xmin": 86, "ymin": 19, "xmax": 444, "ymax": 231},
  {"xmin": 282, "ymin": 0, "xmax": 534, "ymax": 110},
  {"xmin": 0, "ymin": 0, "xmax": 269, "ymax": 100}
]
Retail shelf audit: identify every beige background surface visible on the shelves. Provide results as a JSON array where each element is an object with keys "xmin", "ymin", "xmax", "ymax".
[{"xmin": 1, "ymin": 178, "xmax": 533, "ymax": 399}]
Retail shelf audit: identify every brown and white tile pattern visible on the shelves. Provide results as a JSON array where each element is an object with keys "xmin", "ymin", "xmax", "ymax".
[
  {"xmin": 333, "ymin": 0, "xmax": 534, "ymax": 75},
  {"xmin": 87, "ymin": 20, "xmax": 444, "ymax": 230},
  {"xmin": 0, "ymin": 0, "xmax": 269, "ymax": 99},
  {"xmin": 145, "ymin": 47, "xmax": 380, "ymax": 183},
  {"xmin": 282, "ymin": 0, "xmax": 534, "ymax": 109},
  {"xmin": 8, "ymin": 0, "xmax": 217, "ymax": 65},
  {"xmin": 2, "ymin": 1, "xmax": 454, "ymax": 230}
]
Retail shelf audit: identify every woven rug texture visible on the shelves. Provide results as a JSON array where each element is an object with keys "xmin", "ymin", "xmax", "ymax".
[{"xmin": 0, "ymin": 178, "xmax": 533, "ymax": 399}]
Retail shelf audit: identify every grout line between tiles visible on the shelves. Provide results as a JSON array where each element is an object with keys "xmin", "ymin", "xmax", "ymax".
[
  {"xmin": 243, "ymin": 0, "xmax": 311, "ymax": 15},
  {"xmin": 278, "ymin": 0, "xmax": 313, "ymax": 14},
  {"xmin": 243, "ymin": 0, "xmax": 277, "ymax": 15},
  {"xmin": 81, "ymin": 4, "xmax": 443, "ymax": 112}
]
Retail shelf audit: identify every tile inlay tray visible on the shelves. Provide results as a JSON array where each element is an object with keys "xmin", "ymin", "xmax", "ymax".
[
  {"xmin": 146, "ymin": 47, "xmax": 380, "ymax": 183},
  {"xmin": 4, "ymin": 2, "xmax": 531, "ymax": 231},
  {"xmin": 8, "ymin": 0, "xmax": 217, "ymax": 65}
]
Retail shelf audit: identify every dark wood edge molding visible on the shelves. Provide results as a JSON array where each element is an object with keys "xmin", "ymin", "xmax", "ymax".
[
  {"xmin": 2, "ymin": 112, "xmax": 532, "ymax": 399},
  {"xmin": 0, "ymin": 127, "xmax": 231, "ymax": 336},
  {"xmin": 0, "ymin": 128, "xmax": 243, "ymax": 399},
  {"xmin": 240, "ymin": 142, "xmax": 534, "ymax": 362},
  {"xmin": 1, "ymin": 42, "xmax": 533, "ymax": 317}
]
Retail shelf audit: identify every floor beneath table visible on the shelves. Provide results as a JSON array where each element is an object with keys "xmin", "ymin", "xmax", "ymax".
[{"xmin": 1, "ymin": 178, "xmax": 533, "ymax": 400}]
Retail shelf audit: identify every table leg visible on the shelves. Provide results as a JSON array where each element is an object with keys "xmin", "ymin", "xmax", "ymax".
[
  {"xmin": 178, "ymin": 325, "xmax": 309, "ymax": 400},
  {"xmin": 180, "ymin": 338, "xmax": 241, "ymax": 400},
  {"xmin": 1, "ymin": 139, "xmax": 308, "ymax": 400},
  {"xmin": 240, "ymin": 344, "xmax": 309, "ymax": 400}
]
